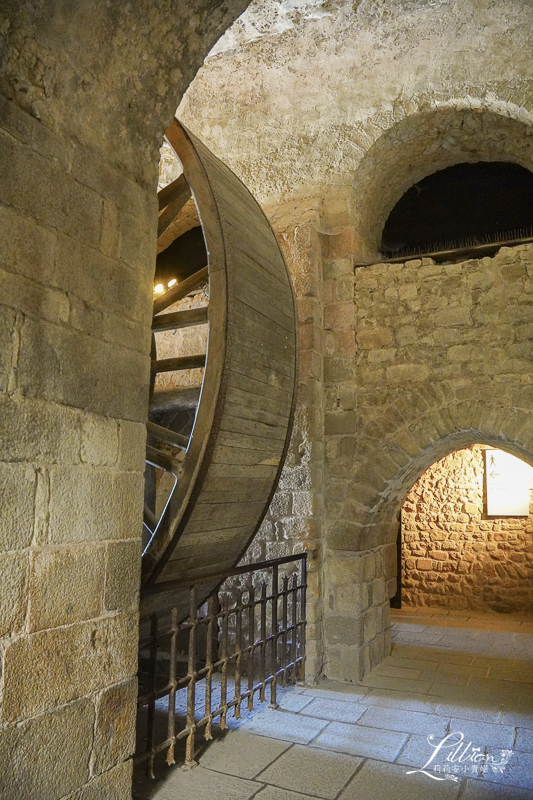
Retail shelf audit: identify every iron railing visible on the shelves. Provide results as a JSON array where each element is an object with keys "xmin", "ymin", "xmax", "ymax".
[{"xmin": 135, "ymin": 553, "xmax": 307, "ymax": 777}]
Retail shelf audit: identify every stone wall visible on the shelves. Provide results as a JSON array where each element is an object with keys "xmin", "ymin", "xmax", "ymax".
[
  {"xmin": 177, "ymin": 0, "xmax": 533, "ymax": 685},
  {"xmin": 316, "ymin": 241, "xmax": 533, "ymax": 680},
  {"xmin": 180, "ymin": 0, "xmax": 533, "ymax": 260},
  {"xmin": 402, "ymin": 444, "xmax": 533, "ymax": 613},
  {"xmin": 0, "ymin": 1, "xmax": 249, "ymax": 797}
]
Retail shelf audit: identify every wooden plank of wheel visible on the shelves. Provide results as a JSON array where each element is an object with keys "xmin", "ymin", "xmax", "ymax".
[{"xmin": 141, "ymin": 120, "xmax": 297, "ymax": 616}]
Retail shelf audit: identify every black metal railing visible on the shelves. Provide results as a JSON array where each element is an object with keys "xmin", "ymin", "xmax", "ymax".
[{"xmin": 135, "ymin": 553, "xmax": 307, "ymax": 777}]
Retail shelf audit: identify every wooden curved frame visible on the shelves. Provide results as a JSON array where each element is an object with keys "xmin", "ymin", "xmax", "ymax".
[{"xmin": 141, "ymin": 121, "xmax": 297, "ymax": 614}]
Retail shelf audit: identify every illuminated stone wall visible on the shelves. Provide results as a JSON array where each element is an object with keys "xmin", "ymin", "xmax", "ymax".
[{"xmin": 402, "ymin": 444, "xmax": 533, "ymax": 612}]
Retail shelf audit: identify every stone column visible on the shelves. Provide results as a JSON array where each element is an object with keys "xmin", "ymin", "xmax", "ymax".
[{"xmin": 0, "ymin": 95, "xmax": 153, "ymax": 799}]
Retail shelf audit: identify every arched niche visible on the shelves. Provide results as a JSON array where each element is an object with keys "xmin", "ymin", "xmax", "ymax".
[
  {"xmin": 350, "ymin": 107, "xmax": 533, "ymax": 262},
  {"xmin": 398, "ymin": 442, "xmax": 533, "ymax": 613}
]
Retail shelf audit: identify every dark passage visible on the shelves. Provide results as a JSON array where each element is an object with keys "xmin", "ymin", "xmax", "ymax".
[{"xmin": 381, "ymin": 161, "xmax": 533, "ymax": 257}]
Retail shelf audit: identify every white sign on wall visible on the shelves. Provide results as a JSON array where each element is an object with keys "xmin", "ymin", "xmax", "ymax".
[{"xmin": 485, "ymin": 449, "xmax": 533, "ymax": 517}]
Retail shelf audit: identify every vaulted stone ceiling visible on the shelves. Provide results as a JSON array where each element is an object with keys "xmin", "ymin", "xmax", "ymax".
[{"xmin": 178, "ymin": 0, "xmax": 533, "ymax": 256}]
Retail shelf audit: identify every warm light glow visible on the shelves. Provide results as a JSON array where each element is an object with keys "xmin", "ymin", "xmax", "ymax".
[
  {"xmin": 168, "ymin": 279, "xmax": 177, "ymax": 288},
  {"xmin": 154, "ymin": 284, "xmax": 164, "ymax": 294}
]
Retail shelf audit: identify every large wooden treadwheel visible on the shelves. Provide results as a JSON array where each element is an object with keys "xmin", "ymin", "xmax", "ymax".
[{"xmin": 141, "ymin": 120, "xmax": 297, "ymax": 615}]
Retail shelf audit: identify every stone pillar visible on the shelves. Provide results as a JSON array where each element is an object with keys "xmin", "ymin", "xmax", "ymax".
[
  {"xmin": 321, "ymin": 229, "xmax": 392, "ymax": 681},
  {"xmin": 0, "ymin": 95, "xmax": 153, "ymax": 799}
]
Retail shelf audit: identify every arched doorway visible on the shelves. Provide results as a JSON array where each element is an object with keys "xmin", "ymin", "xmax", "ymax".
[{"xmin": 394, "ymin": 443, "xmax": 533, "ymax": 615}]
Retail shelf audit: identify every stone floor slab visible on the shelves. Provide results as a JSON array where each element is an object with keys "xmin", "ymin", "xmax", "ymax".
[
  {"xmin": 339, "ymin": 758, "xmax": 461, "ymax": 800},
  {"xmin": 302, "ymin": 685, "xmax": 369, "ymax": 703},
  {"xmin": 255, "ymin": 787, "xmax": 321, "ymax": 800},
  {"xmin": 477, "ymin": 749, "xmax": 533, "ymax": 791},
  {"xmin": 449, "ymin": 717, "xmax": 515, "ymax": 748},
  {"xmin": 300, "ymin": 698, "xmax": 366, "ymax": 724},
  {"xmin": 276, "ymin": 693, "xmax": 316, "ymax": 713},
  {"xmin": 360, "ymin": 674, "xmax": 434, "ymax": 694},
  {"xmin": 514, "ymin": 727, "xmax": 533, "ymax": 753},
  {"xmin": 372, "ymin": 663, "xmax": 422, "ymax": 680},
  {"xmin": 139, "ymin": 765, "xmax": 259, "ymax": 800},
  {"xmin": 363, "ymin": 688, "xmax": 436, "ymax": 714},
  {"xmin": 434, "ymin": 701, "xmax": 501, "ymax": 726},
  {"xmin": 357, "ymin": 705, "xmax": 448, "ymax": 737},
  {"xmin": 197, "ymin": 731, "xmax": 291, "ymax": 779},
  {"xmin": 240, "ymin": 709, "xmax": 328, "ymax": 744},
  {"xmin": 461, "ymin": 777, "xmax": 533, "ymax": 799},
  {"xmin": 310, "ymin": 721, "xmax": 407, "ymax": 761},
  {"xmin": 501, "ymin": 710, "xmax": 533, "ymax": 729},
  {"xmin": 396, "ymin": 733, "xmax": 482, "ymax": 778},
  {"xmin": 256, "ymin": 743, "xmax": 362, "ymax": 799}
]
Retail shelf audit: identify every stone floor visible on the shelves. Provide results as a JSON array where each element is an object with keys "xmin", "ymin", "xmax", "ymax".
[{"xmin": 133, "ymin": 607, "xmax": 533, "ymax": 799}]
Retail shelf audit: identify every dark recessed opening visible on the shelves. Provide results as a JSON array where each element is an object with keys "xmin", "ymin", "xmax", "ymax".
[{"xmin": 381, "ymin": 161, "xmax": 533, "ymax": 259}]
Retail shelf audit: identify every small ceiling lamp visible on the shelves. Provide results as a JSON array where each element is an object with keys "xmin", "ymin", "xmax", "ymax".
[
  {"xmin": 168, "ymin": 278, "xmax": 177, "ymax": 288},
  {"xmin": 154, "ymin": 283, "xmax": 164, "ymax": 294}
]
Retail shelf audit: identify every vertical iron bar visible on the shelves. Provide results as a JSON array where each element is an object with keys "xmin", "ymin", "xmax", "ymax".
[
  {"xmin": 270, "ymin": 563, "xmax": 279, "ymax": 709},
  {"xmin": 220, "ymin": 597, "xmax": 228, "ymax": 730},
  {"xmin": 259, "ymin": 581, "xmax": 267, "ymax": 702},
  {"xmin": 166, "ymin": 607, "xmax": 178, "ymax": 766},
  {"xmin": 234, "ymin": 589, "xmax": 243, "ymax": 719},
  {"xmin": 146, "ymin": 613, "xmax": 158, "ymax": 779},
  {"xmin": 204, "ymin": 594, "xmax": 216, "ymax": 741},
  {"xmin": 290, "ymin": 573, "xmax": 297, "ymax": 683},
  {"xmin": 281, "ymin": 575, "xmax": 289, "ymax": 687},
  {"xmin": 185, "ymin": 584, "xmax": 198, "ymax": 768},
  {"xmin": 247, "ymin": 584, "xmax": 255, "ymax": 711},
  {"xmin": 300, "ymin": 556, "xmax": 307, "ymax": 684}
]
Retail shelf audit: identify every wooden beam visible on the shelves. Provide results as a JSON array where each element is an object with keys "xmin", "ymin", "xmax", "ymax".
[
  {"xmin": 146, "ymin": 421, "xmax": 189, "ymax": 450},
  {"xmin": 145, "ymin": 445, "xmax": 175, "ymax": 472},
  {"xmin": 143, "ymin": 504, "xmax": 158, "ymax": 530},
  {"xmin": 158, "ymin": 174, "xmax": 190, "ymax": 212},
  {"xmin": 151, "ymin": 306, "xmax": 208, "ymax": 333},
  {"xmin": 150, "ymin": 386, "xmax": 200, "ymax": 413},
  {"xmin": 152, "ymin": 266, "xmax": 208, "ymax": 316},
  {"xmin": 151, "ymin": 353, "xmax": 206, "ymax": 374}
]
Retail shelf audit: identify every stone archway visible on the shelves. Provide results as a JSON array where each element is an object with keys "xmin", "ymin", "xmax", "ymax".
[
  {"xmin": 324, "ymin": 396, "xmax": 533, "ymax": 683},
  {"xmin": 350, "ymin": 105, "xmax": 533, "ymax": 261}
]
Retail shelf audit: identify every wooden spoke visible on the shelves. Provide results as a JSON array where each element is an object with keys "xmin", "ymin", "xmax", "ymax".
[
  {"xmin": 150, "ymin": 386, "xmax": 201, "ymax": 413},
  {"xmin": 151, "ymin": 306, "xmax": 208, "ymax": 333},
  {"xmin": 146, "ymin": 445, "xmax": 175, "ymax": 473},
  {"xmin": 147, "ymin": 421, "xmax": 189, "ymax": 451},
  {"xmin": 158, "ymin": 173, "xmax": 191, "ymax": 212},
  {"xmin": 144, "ymin": 504, "xmax": 158, "ymax": 530},
  {"xmin": 152, "ymin": 266, "xmax": 208, "ymax": 316},
  {"xmin": 151, "ymin": 354, "xmax": 206, "ymax": 374}
]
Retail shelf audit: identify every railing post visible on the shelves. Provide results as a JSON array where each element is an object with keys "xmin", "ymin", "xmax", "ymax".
[
  {"xmin": 247, "ymin": 583, "xmax": 255, "ymax": 711},
  {"xmin": 269, "ymin": 563, "xmax": 279, "ymax": 709},
  {"xmin": 220, "ymin": 597, "xmax": 229, "ymax": 730},
  {"xmin": 234, "ymin": 589, "xmax": 243, "ymax": 719},
  {"xmin": 259, "ymin": 581, "xmax": 267, "ymax": 703},
  {"xmin": 204, "ymin": 594, "xmax": 216, "ymax": 741},
  {"xmin": 185, "ymin": 584, "xmax": 198, "ymax": 768},
  {"xmin": 300, "ymin": 555, "xmax": 307, "ymax": 684},
  {"xmin": 166, "ymin": 607, "xmax": 178, "ymax": 766},
  {"xmin": 146, "ymin": 613, "xmax": 158, "ymax": 780}
]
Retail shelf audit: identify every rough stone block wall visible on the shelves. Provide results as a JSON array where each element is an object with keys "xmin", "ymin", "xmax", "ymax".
[
  {"xmin": 0, "ymin": 96, "xmax": 152, "ymax": 799},
  {"xmin": 402, "ymin": 444, "xmax": 533, "ymax": 612},
  {"xmin": 0, "ymin": 0, "xmax": 251, "ymax": 793},
  {"xmin": 318, "ymin": 242, "xmax": 533, "ymax": 681}
]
